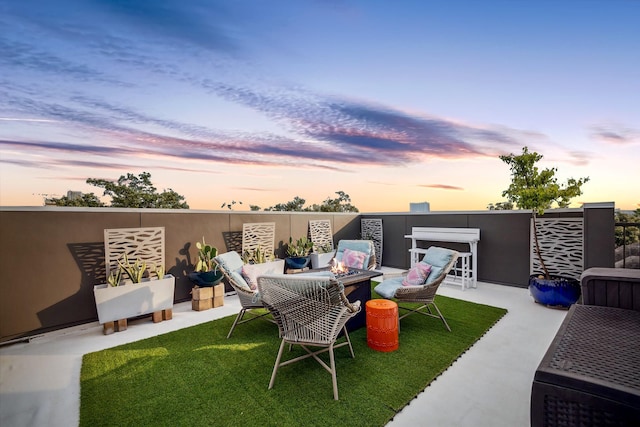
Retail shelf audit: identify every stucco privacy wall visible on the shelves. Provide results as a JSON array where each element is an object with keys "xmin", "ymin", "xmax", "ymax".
[{"xmin": 0, "ymin": 204, "xmax": 613, "ymax": 342}]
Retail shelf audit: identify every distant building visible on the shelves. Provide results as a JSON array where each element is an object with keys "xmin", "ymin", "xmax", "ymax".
[
  {"xmin": 44, "ymin": 191, "xmax": 83, "ymax": 206},
  {"xmin": 66, "ymin": 191, "xmax": 82, "ymax": 200},
  {"xmin": 410, "ymin": 202, "xmax": 430, "ymax": 212}
]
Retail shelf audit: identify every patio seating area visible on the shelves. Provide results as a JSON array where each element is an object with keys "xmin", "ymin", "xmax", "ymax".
[{"xmin": 0, "ymin": 273, "xmax": 567, "ymax": 427}]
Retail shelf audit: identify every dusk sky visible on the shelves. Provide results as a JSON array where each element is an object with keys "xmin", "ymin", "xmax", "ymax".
[{"xmin": 1, "ymin": 0, "xmax": 638, "ymax": 212}]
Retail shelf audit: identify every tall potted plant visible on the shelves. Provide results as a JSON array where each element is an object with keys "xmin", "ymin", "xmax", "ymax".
[{"xmin": 499, "ymin": 147, "xmax": 589, "ymax": 307}]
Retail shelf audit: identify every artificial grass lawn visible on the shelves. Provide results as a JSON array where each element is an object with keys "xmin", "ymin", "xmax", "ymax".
[{"xmin": 80, "ymin": 293, "xmax": 507, "ymax": 427}]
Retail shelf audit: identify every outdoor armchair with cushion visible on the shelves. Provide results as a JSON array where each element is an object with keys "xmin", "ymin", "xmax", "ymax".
[
  {"xmin": 334, "ymin": 239, "xmax": 377, "ymax": 270},
  {"xmin": 374, "ymin": 246, "xmax": 459, "ymax": 331},
  {"xmin": 257, "ymin": 274, "xmax": 361, "ymax": 400},
  {"xmin": 213, "ymin": 251, "xmax": 277, "ymax": 338}
]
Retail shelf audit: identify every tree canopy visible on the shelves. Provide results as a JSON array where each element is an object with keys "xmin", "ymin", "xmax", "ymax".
[
  {"xmin": 50, "ymin": 172, "xmax": 189, "ymax": 209},
  {"xmin": 254, "ymin": 191, "xmax": 359, "ymax": 212},
  {"xmin": 499, "ymin": 147, "xmax": 589, "ymax": 215}
]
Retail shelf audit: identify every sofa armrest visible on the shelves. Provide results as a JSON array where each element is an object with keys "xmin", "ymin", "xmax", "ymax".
[{"xmin": 580, "ymin": 267, "xmax": 640, "ymax": 311}]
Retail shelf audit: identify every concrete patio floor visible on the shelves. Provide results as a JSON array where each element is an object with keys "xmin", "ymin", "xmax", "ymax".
[{"xmin": 0, "ymin": 277, "xmax": 567, "ymax": 427}]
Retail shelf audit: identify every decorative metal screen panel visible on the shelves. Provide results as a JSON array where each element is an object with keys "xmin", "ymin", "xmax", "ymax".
[
  {"xmin": 104, "ymin": 227, "xmax": 165, "ymax": 279},
  {"xmin": 309, "ymin": 219, "xmax": 334, "ymax": 251},
  {"xmin": 361, "ymin": 218, "xmax": 383, "ymax": 268},
  {"xmin": 242, "ymin": 222, "xmax": 276, "ymax": 254},
  {"xmin": 530, "ymin": 218, "xmax": 583, "ymax": 280}
]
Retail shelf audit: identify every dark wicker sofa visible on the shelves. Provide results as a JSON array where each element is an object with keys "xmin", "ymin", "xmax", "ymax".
[{"xmin": 531, "ymin": 267, "xmax": 640, "ymax": 426}]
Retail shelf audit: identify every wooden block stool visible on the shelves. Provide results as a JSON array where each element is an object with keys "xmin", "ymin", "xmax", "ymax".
[{"xmin": 366, "ymin": 299, "xmax": 399, "ymax": 352}]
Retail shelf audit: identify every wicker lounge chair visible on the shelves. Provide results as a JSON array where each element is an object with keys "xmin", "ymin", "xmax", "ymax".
[
  {"xmin": 213, "ymin": 251, "xmax": 278, "ymax": 338},
  {"xmin": 374, "ymin": 246, "xmax": 458, "ymax": 331},
  {"xmin": 257, "ymin": 274, "xmax": 361, "ymax": 400},
  {"xmin": 334, "ymin": 239, "xmax": 377, "ymax": 270}
]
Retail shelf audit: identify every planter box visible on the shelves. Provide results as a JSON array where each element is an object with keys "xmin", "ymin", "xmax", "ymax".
[
  {"xmin": 94, "ymin": 274, "xmax": 175, "ymax": 324},
  {"xmin": 310, "ymin": 251, "xmax": 336, "ymax": 269}
]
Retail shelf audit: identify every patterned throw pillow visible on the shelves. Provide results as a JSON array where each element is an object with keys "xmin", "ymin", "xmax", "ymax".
[
  {"xmin": 402, "ymin": 263, "xmax": 432, "ymax": 286},
  {"xmin": 241, "ymin": 264, "xmax": 259, "ymax": 290},
  {"xmin": 342, "ymin": 248, "xmax": 367, "ymax": 269}
]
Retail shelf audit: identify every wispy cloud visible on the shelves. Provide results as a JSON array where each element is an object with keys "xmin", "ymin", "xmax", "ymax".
[
  {"xmin": 0, "ymin": 0, "xmax": 546, "ymax": 174},
  {"xmin": 418, "ymin": 184, "xmax": 465, "ymax": 191},
  {"xmin": 590, "ymin": 124, "xmax": 640, "ymax": 145}
]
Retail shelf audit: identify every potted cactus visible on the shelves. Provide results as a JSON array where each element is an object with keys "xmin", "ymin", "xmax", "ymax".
[
  {"xmin": 285, "ymin": 236, "xmax": 314, "ymax": 270},
  {"xmin": 188, "ymin": 237, "xmax": 223, "ymax": 287}
]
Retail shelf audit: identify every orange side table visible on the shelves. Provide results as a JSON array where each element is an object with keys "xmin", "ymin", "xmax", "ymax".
[{"xmin": 366, "ymin": 299, "xmax": 399, "ymax": 352}]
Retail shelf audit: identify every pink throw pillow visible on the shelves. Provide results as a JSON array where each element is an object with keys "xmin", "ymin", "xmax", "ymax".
[
  {"xmin": 342, "ymin": 248, "xmax": 367, "ymax": 269},
  {"xmin": 402, "ymin": 263, "xmax": 432, "ymax": 286}
]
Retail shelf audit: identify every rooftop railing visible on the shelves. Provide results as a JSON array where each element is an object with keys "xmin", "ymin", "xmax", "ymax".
[{"xmin": 615, "ymin": 221, "xmax": 640, "ymax": 269}]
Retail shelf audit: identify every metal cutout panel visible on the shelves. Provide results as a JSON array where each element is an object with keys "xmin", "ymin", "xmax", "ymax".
[
  {"xmin": 531, "ymin": 218, "xmax": 583, "ymax": 280},
  {"xmin": 309, "ymin": 219, "xmax": 334, "ymax": 251},
  {"xmin": 242, "ymin": 222, "xmax": 276, "ymax": 254},
  {"xmin": 361, "ymin": 218, "xmax": 383, "ymax": 268},
  {"xmin": 104, "ymin": 227, "xmax": 165, "ymax": 279}
]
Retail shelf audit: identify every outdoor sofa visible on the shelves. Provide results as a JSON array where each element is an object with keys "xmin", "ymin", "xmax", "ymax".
[{"xmin": 531, "ymin": 267, "xmax": 640, "ymax": 426}]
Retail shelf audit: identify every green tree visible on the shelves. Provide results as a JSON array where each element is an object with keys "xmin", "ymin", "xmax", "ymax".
[
  {"xmin": 615, "ymin": 208, "xmax": 640, "ymax": 247},
  {"xmin": 87, "ymin": 172, "xmax": 189, "ymax": 209},
  {"xmin": 308, "ymin": 191, "xmax": 359, "ymax": 212},
  {"xmin": 499, "ymin": 146, "xmax": 589, "ymax": 279},
  {"xmin": 255, "ymin": 191, "xmax": 359, "ymax": 212},
  {"xmin": 50, "ymin": 192, "xmax": 105, "ymax": 207},
  {"xmin": 487, "ymin": 201, "xmax": 514, "ymax": 210},
  {"xmin": 264, "ymin": 196, "xmax": 307, "ymax": 212}
]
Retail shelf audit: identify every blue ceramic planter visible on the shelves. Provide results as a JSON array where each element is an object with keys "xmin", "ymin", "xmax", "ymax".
[
  {"xmin": 528, "ymin": 275, "xmax": 580, "ymax": 308},
  {"xmin": 188, "ymin": 270, "xmax": 223, "ymax": 287},
  {"xmin": 285, "ymin": 256, "xmax": 310, "ymax": 270}
]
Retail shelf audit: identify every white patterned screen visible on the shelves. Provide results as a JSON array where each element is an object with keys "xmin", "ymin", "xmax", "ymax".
[
  {"xmin": 242, "ymin": 222, "xmax": 276, "ymax": 254},
  {"xmin": 104, "ymin": 227, "xmax": 165, "ymax": 279},
  {"xmin": 361, "ymin": 218, "xmax": 383, "ymax": 268},
  {"xmin": 309, "ymin": 219, "xmax": 334, "ymax": 251},
  {"xmin": 530, "ymin": 218, "xmax": 583, "ymax": 280}
]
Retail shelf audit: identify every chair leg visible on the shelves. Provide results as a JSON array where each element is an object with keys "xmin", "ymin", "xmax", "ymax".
[
  {"xmin": 269, "ymin": 339, "xmax": 287, "ymax": 390},
  {"xmin": 431, "ymin": 302, "xmax": 451, "ymax": 332},
  {"xmin": 398, "ymin": 302, "xmax": 451, "ymax": 332},
  {"xmin": 342, "ymin": 327, "xmax": 355, "ymax": 358},
  {"xmin": 227, "ymin": 308, "xmax": 246, "ymax": 339},
  {"xmin": 329, "ymin": 343, "xmax": 338, "ymax": 400}
]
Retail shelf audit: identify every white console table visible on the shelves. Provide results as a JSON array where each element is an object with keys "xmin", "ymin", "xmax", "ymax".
[{"xmin": 405, "ymin": 227, "xmax": 480, "ymax": 289}]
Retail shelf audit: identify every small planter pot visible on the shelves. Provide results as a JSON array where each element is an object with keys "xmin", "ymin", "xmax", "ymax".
[
  {"xmin": 93, "ymin": 274, "xmax": 175, "ymax": 324},
  {"xmin": 285, "ymin": 256, "xmax": 311, "ymax": 270},
  {"xmin": 310, "ymin": 251, "xmax": 336, "ymax": 269},
  {"xmin": 528, "ymin": 275, "xmax": 580, "ymax": 308},
  {"xmin": 188, "ymin": 270, "xmax": 223, "ymax": 287}
]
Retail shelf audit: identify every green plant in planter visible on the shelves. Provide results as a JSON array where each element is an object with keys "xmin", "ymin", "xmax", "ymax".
[
  {"xmin": 242, "ymin": 246, "xmax": 275, "ymax": 264},
  {"xmin": 153, "ymin": 263, "xmax": 165, "ymax": 279},
  {"xmin": 286, "ymin": 236, "xmax": 313, "ymax": 257},
  {"xmin": 107, "ymin": 269, "xmax": 123, "ymax": 287},
  {"xmin": 195, "ymin": 237, "xmax": 218, "ymax": 272},
  {"xmin": 117, "ymin": 253, "xmax": 148, "ymax": 283},
  {"xmin": 499, "ymin": 146, "xmax": 589, "ymax": 280},
  {"xmin": 315, "ymin": 243, "xmax": 334, "ymax": 254}
]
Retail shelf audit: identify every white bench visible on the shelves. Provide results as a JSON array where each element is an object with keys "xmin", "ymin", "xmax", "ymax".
[{"xmin": 405, "ymin": 227, "xmax": 480, "ymax": 289}]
